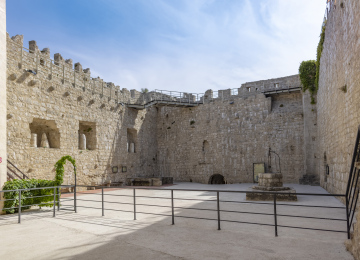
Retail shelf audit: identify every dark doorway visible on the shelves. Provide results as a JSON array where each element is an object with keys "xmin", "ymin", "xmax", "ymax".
[{"xmin": 209, "ymin": 174, "xmax": 225, "ymax": 184}]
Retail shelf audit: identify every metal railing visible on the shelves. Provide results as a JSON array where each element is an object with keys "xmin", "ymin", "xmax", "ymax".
[
  {"xmin": 0, "ymin": 184, "xmax": 348, "ymax": 238},
  {"xmin": 151, "ymin": 89, "xmax": 203, "ymax": 104},
  {"xmin": 73, "ymin": 185, "xmax": 347, "ymax": 237},
  {"xmin": 323, "ymin": 0, "xmax": 336, "ymax": 27},
  {"xmin": 345, "ymin": 125, "xmax": 360, "ymax": 238},
  {"xmin": 0, "ymin": 185, "xmax": 75, "ymax": 223},
  {"xmin": 7, "ymin": 160, "xmax": 29, "ymax": 181}
]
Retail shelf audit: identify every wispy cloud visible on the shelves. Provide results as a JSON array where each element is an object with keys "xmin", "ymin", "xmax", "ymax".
[{"xmin": 7, "ymin": 0, "xmax": 325, "ymax": 93}]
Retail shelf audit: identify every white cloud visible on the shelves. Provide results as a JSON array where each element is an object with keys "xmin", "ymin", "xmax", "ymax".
[{"xmin": 37, "ymin": 0, "xmax": 326, "ymax": 94}]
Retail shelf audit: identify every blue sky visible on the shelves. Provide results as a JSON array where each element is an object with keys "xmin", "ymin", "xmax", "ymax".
[{"xmin": 7, "ymin": 0, "xmax": 325, "ymax": 93}]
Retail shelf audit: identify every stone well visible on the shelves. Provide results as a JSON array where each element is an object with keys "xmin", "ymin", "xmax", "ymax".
[{"xmin": 246, "ymin": 173, "xmax": 297, "ymax": 201}]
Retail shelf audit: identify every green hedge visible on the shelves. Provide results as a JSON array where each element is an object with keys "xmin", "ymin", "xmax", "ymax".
[
  {"xmin": 2, "ymin": 179, "xmax": 57, "ymax": 213},
  {"xmin": 2, "ymin": 155, "xmax": 76, "ymax": 214}
]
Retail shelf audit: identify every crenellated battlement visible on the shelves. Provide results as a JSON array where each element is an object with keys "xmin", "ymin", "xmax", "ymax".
[
  {"xmin": 6, "ymin": 34, "xmax": 144, "ymax": 105},
  {"xmin": 6, "ymin": 34, "xmax": 302, "ymax": 110}
]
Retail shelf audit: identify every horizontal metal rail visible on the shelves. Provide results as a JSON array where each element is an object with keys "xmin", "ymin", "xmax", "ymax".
[
  {"xmin": 74, "ymin": 185, "xmax": 346, "ymax": 196},
  {"xmin": 0, "ymin": 184, "xmax": 348, "ymax": 237}
]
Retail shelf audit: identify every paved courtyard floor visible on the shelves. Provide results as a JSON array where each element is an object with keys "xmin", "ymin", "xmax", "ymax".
[{"xmin": 0, "ymin": 183, "xmax": 354, "ymax": 260}]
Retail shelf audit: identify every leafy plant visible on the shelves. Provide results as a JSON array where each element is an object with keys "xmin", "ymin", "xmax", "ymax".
[
  {"xmin": 315, "ymin": 23, "xmax": 326, "ymax": 93},
  {"xmin": 141, "ymin": 88, "xmax": 149, "ymax": 93},
  {"xmin": 53, "ymin": 155, "xmax": 76, "ymax": 186},
  {"xmin": 299, "ymin": 22, "xmax": 326, "ymax": 105},
  {"xmin": 2, "ymin": 156, "xmax": 76, "ymax": 214},
  {"xmin": 299, "ymin": 60, "xmax": 316, "ymax": 104}
]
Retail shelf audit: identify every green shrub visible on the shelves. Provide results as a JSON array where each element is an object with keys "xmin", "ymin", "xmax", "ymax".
[
  {"xmin": 299, "ymin": 60, "xmax": 316, "ymax": 104},
  {"xmin": 3, "ymin": 179, "xmax": 57, "ymax": 213},
  {"xmin": 2, "ymin": 155, "xmax": 76, "ymax": 214},
  {"xmin": 299, "ymin": 60, "xmax": 316, "ymax": 92}
]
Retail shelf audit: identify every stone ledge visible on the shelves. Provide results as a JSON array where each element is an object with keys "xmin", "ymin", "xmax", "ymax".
[{"xmin": 246, "ymin": 188, "xmax": 298, "ymax": 201}]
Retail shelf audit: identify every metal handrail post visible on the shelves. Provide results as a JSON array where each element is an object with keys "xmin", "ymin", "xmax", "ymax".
[
  {"xmin": 74, "ymin": 170, "xmax": 77, "ymax": 213},
  {"xmin": 102, "ymin": 187, "xmax": 104, "ymax": 216},
  {"xmin": 274, "ymin": 193, "xmax": 278, "ymax": 237},
  {"xmin": 57, "ymin": 187, "xmax": 60, "ymax": 211},
  {"xmin": 53, "ymin": 187, "xmax": 56, "ymax": 217},
  {"xmin": 18, "ymin": 190, "xmax": 21, "ymax": 224},
  {"xmin": 217, "ymin": 191, "xmax": 221, "ymax": 230},
  {"xmin": 171, "ymin": 190, "xmax": 174, "ymax": 225},
  {"xmin": 346, "ymin": 196, "xmax": 350, "ymax": 239},
  {"xmin": 133, "ymin": 189, "xmax": 136, "ymax": 220}
]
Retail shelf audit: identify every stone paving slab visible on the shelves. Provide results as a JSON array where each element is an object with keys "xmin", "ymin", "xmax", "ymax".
[{"xmin": 0, "ymin": 183, "xmax": 354, "ymax": 260}]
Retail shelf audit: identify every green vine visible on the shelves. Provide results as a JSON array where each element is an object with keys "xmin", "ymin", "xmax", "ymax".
[
  {"xmin": 54, "ymin": 155, "xmax": 76, "ymax": 186},
  {"xmin": 315, "ymin": 23, "xmax": 326, "ymax": 93},
  {"xmin": 299, "ymin": 60, "xmax": 316, "ymax": 104},
  {"xmin": 299, "ymin": 22, "xmax": 326, "ymax": 104},
  {"xmin": 2, "ymin": 155, "xmax": 76, "ymax": 214}
]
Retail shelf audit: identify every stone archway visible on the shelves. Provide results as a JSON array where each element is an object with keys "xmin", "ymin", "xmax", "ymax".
[{"xmin": 209, "ymin": 174, "xmax": 225, "ymax": 184}]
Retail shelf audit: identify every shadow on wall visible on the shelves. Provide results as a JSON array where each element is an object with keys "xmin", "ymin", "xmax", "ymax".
[{"xmin": 104, "ymin": 106, "xmax": 159, "ymax": 185}]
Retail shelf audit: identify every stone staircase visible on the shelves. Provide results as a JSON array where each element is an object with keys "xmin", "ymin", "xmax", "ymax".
[{"xmin": 7, "ymin": 160, "xmax": 29, "ymax": 181}]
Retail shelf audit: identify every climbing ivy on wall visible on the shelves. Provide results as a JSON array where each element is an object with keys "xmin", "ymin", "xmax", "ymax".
[
  {"xmin": 54, "ymin": 155, "xmax": 76, "ymax": 186},
  {"xmin": 299, "ymin": 60, "xmax": 316, "ymax": 104},
  {"xmin": 299, "ymin": 22, "xmax": 326, "ymax": 104},
  {"xmin": 2, "ymin": 155, "xmax": 76, "ymax": 214},
  {"xmin": 315, "ymin": 23, "xmax": 326, "ymax": 93}
]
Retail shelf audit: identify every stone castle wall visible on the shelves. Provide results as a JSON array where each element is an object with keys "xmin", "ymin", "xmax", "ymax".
[
  {"xmin": 0, "ymin": 0, "xmax": 7, "ymax": 211},
  {"xmin": 6, "ymin": 34, "xmax": 158, "ymax": 186},
  {"xmin": 5, "ymin": 32, "xmax": 318, "ymax": 187},
  {"xmin": 317, "ymin": 0, "xmax": 360, "ymax": 195},
  {"xmin": 156, "ymin": 76, "xmax": 315, "ymax": 184},
  {"xmin": 316, "ymin": 0, "xmax": 360, "ymax": 258}
]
